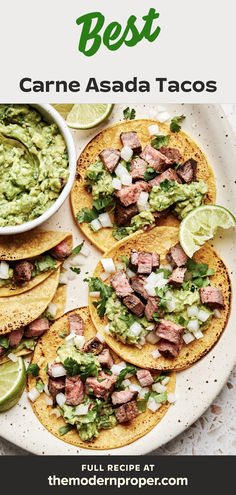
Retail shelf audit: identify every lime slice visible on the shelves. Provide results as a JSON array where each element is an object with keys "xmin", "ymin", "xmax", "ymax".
[
  {"xmin": 179, "ymin": 205, "xmax": 236, "ymax": 257},
  {"xmin": 0, "ymin": 358, "xmax": 26, "ymax": 412},
  {"xmin": 66, "ymin": 104, "xmax": 114, "ymax": 129},
  {"xmin": 52, "ymin": 104, "xmax": 74, "ymax": 120}
]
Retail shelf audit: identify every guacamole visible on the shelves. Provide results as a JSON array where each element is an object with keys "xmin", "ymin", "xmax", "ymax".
[
  {"xmin": 0, "ymin": 104, "xmax": 69, "ymax": 227},
  {"xmin": 149, "ymin": 181, "xmax": 208, "ymax": 216}
]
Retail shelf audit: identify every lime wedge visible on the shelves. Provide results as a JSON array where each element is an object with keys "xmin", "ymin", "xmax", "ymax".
[
  {"xmin": 179, "ymin": 205, "xmax": 236, "ymax": 257},
  {"xmin": 0, "ymin": 358, "xmax": 26, "ymax": 412},
  {"xmin": 66, "ymin": 104, "xmax": 114, "ymax": 129},
  {"xmin": 52, "ymin": 104, "xmax": 74, "ymax": 120}
]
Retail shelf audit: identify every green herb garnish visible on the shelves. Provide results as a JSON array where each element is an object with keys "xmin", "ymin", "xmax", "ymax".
[
  {"xmin": 26, "ymin": 363, "xmax": 40, "ymax": 377},
  {"xmin": 72, "ymin": 242, "xmax": 84, "ymax": 255},
  {"xmin": 170, "ymin": 115, "xmax": 185, "ymax": 133},
  {"xmin": 123, "ymin": 107, "xmax": 136, "ymax": 120},
  {"xmin": 115, "ymin": 365, "xmax": 137, "ymax": 389},
  {"xmin": 151, "ymin": 134, "xmax": 170, "ymax": 150},
  {"xmin": 70, "ymin": 267, "xmax": 81, "ymax": 274},
  {"xmin": 36, "ymin": 378, "xmax": 44, "ymax": 394},
  {"xmin": 59, "ymin": 424, "xmax": 73, "ymax": 436}
]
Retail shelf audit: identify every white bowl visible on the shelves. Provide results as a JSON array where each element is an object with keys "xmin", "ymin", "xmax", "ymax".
[{"xmin": 0, "ymin": 103, "xmax": 76, "ymax": 235}]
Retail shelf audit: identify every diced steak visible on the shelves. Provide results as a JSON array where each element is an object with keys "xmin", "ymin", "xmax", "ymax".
[
  {"xmin": 159, "ymin": 146, "xmax": 182, "ymax": 165},
  {"xmin": 99, "ymin": 148, "xmax": 121, "ymax": 172},
  {"xmin": 141, "ymin": 145, "xmax": 170, "ymax": 172},
  {"xmin": 24, "ymin": 318, "xmax": 49, "ymax": 338},
  {"xmin": 114, "ymin": 201, "xmax": 138, "ymax": 227},
  {"xmin": 115, "ymin": 181, "xmax": 150, "ymax": 207},
  {"xmin": 67, "ymin": 314, "xmax": 84, "ymax": 335},
  {"xmin": 115, "ymin": 400, "xmax": 139, "ymax": 423},
  {"xmin": 0, "ymin": 346, "xmax": 5, "ymax": 356},
  {"xmin": 177, "ymin": 158, "xmax": 197, "ymax": 184},
  {"xmin": 65, "ymin": 375, "xmax": 84, "ymax": 406},
  {"xmin": 166, "ymin": 243, "xmax": 188, "ymax": 268},
  {"xmin": 111, "ymin": 390, "xmax": 138, "ymax": 406},
  {"xmin": 48, "ymin": 377, "xmax": 65, "ymax": 400},
  {"xmin": 8, "ymin": 327, "xmax": 24, "ymax": 348},
  {"xmin": 145, "ymin": 297, "xmax": 159, "ymax": 321},
  {"xmin": 47, "ymin": 361, "xmax": 65, "ymax": 378},
  {"xmin": 156, "ymin": 319, "xmax": 184, "ymax": 344},
  {"xmin": 131, "ymin": 276, "xmax": 148, "ymax": 300},
  {"xmin": 50, "ymin": 240, "xmax": 72, "ymax": 260},
  {"xmin": 153, "ymin": 209, "xmax": 171, "ymax": 223},
  {"xmin": 152, "ymin": 253, "xmax": 160, "ymax": 269},
  {"xmin": 98, "ymin": 348, "xmax": 114, "ymax": 369},
  {"xmin": 130, "ymin": 157, "xmax": 147, "ymax": 180},
  {"xmin": 168, "ymin": 267, "xmax": 187, "ymax": 286},
  {"xmin": 137, "ymin": 251, "xmax": 153, "ymax": 274},
  {"xmin": 123, "ymin": 294, "xmax": 145, "ymax": 316},
  {"xmin": 158, "ymin": 338, "xmax": 183, "ymax": 358},
  {"xmin": 149, "ymin": 168, "xmax": 182, "ymax": 188},
  {"xmin": 85, "ymin": 371, "xmax": 117, "ymax": 400},
  {"xmin": 130, "ymin": 249, "xmax": 139, "ymax": 267},
  {"xmin": 110, "ymin": 271, "xmax": 133, "ymax": 298},
  {"xmin": 200, "ymin": 287, "xmax": 224, "ymax": 308},
  {"xmin": 136, "ymin": 369, "xmax": 154, "ymax": 387},
  {"xmin": 120, "ymin": 131, "xmax": 142, "ymax": 154},
  {"xmin": 13, "ymin": 261, "xmax": 34, "ymax": 285},
  {"xmin": 82, "ymin": 337, "xmax": 104, "ymax": 355}
]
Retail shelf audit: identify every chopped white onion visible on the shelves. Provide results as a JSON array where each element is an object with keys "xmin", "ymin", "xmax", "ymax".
[
  {"xmin": 100, "ymin": 271, "xmax": 110, "ymax": 281},
  {"xmin": 98, "ymin": 212, "xmax": 113, "ymax": 228},
  {"xmin": 167, "ymin": 393, "xmax": 176, "ymax": 404},
  {"xmin": 162, "ymin": 377, "xmax": 170, "ymax": 386},
  {"xmin": 121, "ymin": 145, "xmax": 133, "ymax": 162},
  {"xmin": 198, "ymin": 309, "xmax": 210, "ymax": 322},
  {"xmin": 44, "ymin": 384, "xmax": 50, "ymax": 396},
  {"xmin": 110, "ymin": 361, "xmax": 127, "ymax": 375},
  {"xmin": 151, "ymin": 349, "xmax": 161, "ymax": 359},
  {"xmin": 101, "ymin": 258, "xmax": 116, "ymax": 274},
  {"xmin": 148, "ymin": 124, "xmax": 159, "ymax": 136},
  {"xmin": 74, "ymin": 335, "xmax": 85, "ymax": 349},
  {"xmin": 50, "ymin": 409, "xmax": 61, "ymax": 419},
  {"xmin": 126, "ymin": 268, "xmax": 136, "ymax": 279},
  {"xmin": 193, "ymin": 330, "xmax": 204, "ymax": 340},
  {"xmin": 56, "ymin": 393, "xmax": 66, "ymax": 408},
  {"xmin": 28, "ymin": 387, "xmax": 40, "ymax": 403},
  {"xmin": 115, "ymin": 163, "xmax": 132, "ymax": 185},
  {"xmin": 158, "ymin": 112, "xmax": 171, "ymax": 123},
  {"xmin": 129, "ymin": 383, "xmax": 142, "ymax": 393},
  {"xmin": 47, "ymin": 302, "xmax": 57, "ymax": 318},
  {"xmin": 146, "ymin": 331, "xmax": 160, "ymax": 345},
  {"xmin": 183, "ymin": 332, "xmax": 195, "ymax": 344},
  {"xmin": 145, "ymin": 285, "xmax": 156, "ymax": 297},
  {"xmin": 139, "ymin": 387, "xmax": 149, "ymax": 399},
  {"xmin": 187, "ymin": 319, "xmax": 199, "ymax": 333},
  {"xmin": 89, "ymin": 291, "xmax": 100, "ymax": 298},
  {"xmin": 121, "ymin": 174, "xmax": 132, "ymax": 186},
  {"xmin": 146, "ymin": 272, "xmax": 159, "ymax": 285},
  {"xmin": 130, "ymin": 322, "xmax": 142, "ymax": 336},
  {"xmin": 146, "ymin": 324, "xmax": 155, "ymax": 331},
  {"xmin": 104, "ymin": 324, "xmax": 110, "ymax": 335},
  {"xmin": 44, "ymin": 395, "xmax": 53, "ymax": 406},
  {"xmin": 0, "ymin": 261, "xmax": 9, "ymax": 279},
  {"xmin": 213, "ymin": 309, "xmax": 222, "ymax": 319},
  {"xmin": 51, "ymin": 364, "xmax": 67, "ymax": 378},
  {"xmin": 70, "ymin": 254, "xmax": 85, "ymax": 266},
  {"xmin": 166, "ymin": 299, "xmax": 175, "ymax": 312},
  {"xmin": 8, "ymin": 353, "xmax": 18, "ymax": 363},
  {"xmin": 137, "ymin": 191, "xmax": 150, "ymax": 212},
  {"xmin": 80, "ymin": 244, "xmax": 90, "ymax": 257},
  {"xmin": 90, "ymin": 218, "xmax": 102, "ymax": 231},
  {"xmin": 152, "ymin": 383, "xmax": 166, "ymax": 393},
  {"xmin": 96, "ymin": 331, "xmax": 105, "ymax": 343},
  {"xmin": 111, "ymin": 177, "xmax": 122, "ymax": 190},
  {"xmin": 122, "ymin": 379, "xmax": 131, "ymax": 387},
  {"xmin": 59, "ymin": 272, "xmax": 68, "ymax": 285},
  {"xmin": 75, "ymin": 404, "xmax": 89, "ymax": 416},
  {"xmin": 67, "ymin": 269, "xmax": 77, "ymax": 281},
  {"xmin": 187, "ymin": 305, "xmax": 199, "ymax": 318},
  {"xmin": 65, "ymin": 334, "xmax": 75, "ymax": 346},
  {"xmin": 147, "ymin": 397, "xmax": 161, "ymax": 412}
]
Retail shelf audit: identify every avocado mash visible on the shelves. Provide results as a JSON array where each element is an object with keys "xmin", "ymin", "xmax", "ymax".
[
  {"xmin": 149, "ymin": 181, "xmax": 208, "ymax": 216},
  {"xmin": 0, "ymin": 104, "xmax": 69, "ymax": 227}
]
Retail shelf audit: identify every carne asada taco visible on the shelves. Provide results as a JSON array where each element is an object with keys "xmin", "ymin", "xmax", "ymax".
[
  {"xmin": 27, "ymin": 308, "xmax": 176, "ymax": 450},
  {"xmin": 71, "ymin": 119, "xmax": 216, "ymax": 252},
  {"xmin": 89, "ymin": 226, "xmax": 231, "ymax": 371},
  {"xmin": 0, "ymin": 230, "xmax": 72, "ymax": 296},
  {"xmin": 0, "ymin": 284, "xmax": 67, "ymax": 364}
]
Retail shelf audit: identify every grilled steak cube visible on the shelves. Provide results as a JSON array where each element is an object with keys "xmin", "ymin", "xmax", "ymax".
[
  {"xmin": 110, "ymin": 271, "xmax": 133, "ymax": 298},
  {"xmin": 111, "ymin": 390, "xmax": 138, "ymax": 406},
  {"xmin": 130, "ymin": 157, "xmax": 147, "ymax": 180},
  {"xmin": 177, "ymin": 158, "xmax": 197, "ymax": 183},
  {"xmin": 130, "ymin": 249, "xmax": 139, "ymax": 267},
  {"xmin": 137, "ymin": 251, "xmax": 153, "ymax": 274},
  {"xmin": 123, "ymin": 294, "xmax": 145, "ymax": 316},
  {"xmin": 168, "ymin": 267, "xmax": 187, "ymax": 286},
  {"xmin": 115, "ymin": 400, "xmax": 139, "ymax": 423},
  {"xmin": 65, "ymin": 375, "xmax": 84, "ymax": 406},
  {"xmin": 13, "ymin": 261, "xmax": 34, "ymax": 285},
  {"xmin": 114, "ymin": 201, "xmax": 138, "ymax": 226},
  {"xmin": 141, "ymin": 145, "xmax": 170, "ymax": 172},
  {"xmin": 82, "ymin": 337, "xmax": 104, "ymax": 355},
  {"xmin": 152, "ymin": 253, "xmax": 160, "ymax": 269},
  {"xmin": 158, "ymin": 338, "xmax": 183, "ymax": 358},
  {"xmin": 24, "ymin": 318, "xmax": 49, "ymax": 338},
  {"xmin": 115, "ymin": 181, "xmax": 150, "ymax": 207},
  {"xmin": 0, "ymin": 346, "xmax": 5, "ymax": 356},
  {"xmin": 149, "ymin": 168, "xmax": 182, "ymax": 188},
  {"xmin": 131, "ymin": 275, "xmax": 149, "ymax": 300},
  {"xmin": 67, "ymin": 314, "xmax": 84, "ymax": 335},
  {"xmin": 48, "ymin": 377, "xmax": 65, "ymax": 400},
  {"xmin": 50, "ymin": 240, "xmax": 72, "ymax": 260},
  {"xmin": 156, "ymin": 319, "xmax": 184, "ymax": 344},
  {"xmin": 136, "ymin": 369, "xmax": 154, "ymax": 387},
  {"xmin": 166, "ymin": 243, "xmax": 188, "ymax": 268},
  {"xmin": 85, "ymin": 371, "xmax": 117, "ymax": 400},
  {"xmin": 120, "ymin": 131, "xmax": 142, "ymax": 154},
  {"xmin": 99, "ymin": 148, "xmax": 121, "ymax": 172},
  {"xmin": 145, "ymin": 297, "xmax": 159, "ymax": 321},
  {"xmin": 159, "ymin": 146, "xmax": 182, "ymax": 165},
  {"xmin": 153, "ymin": 208, "xmax": 171, "ymax": 223},
  {"xmin": 200, "ymin": 287, "xmax": 224, "ymax": 308},
  {"xmin": 8, "ymin": 327, "xmax": 24, "ymax": 348},
  {"xmin": 98, "ymin": 348, "xmax": 114, "ymax": 369}
]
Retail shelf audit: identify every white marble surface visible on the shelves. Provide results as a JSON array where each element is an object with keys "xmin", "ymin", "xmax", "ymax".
[{"xmin": 0, "ymin": 104, "xmax": 235, "ymax": 456}]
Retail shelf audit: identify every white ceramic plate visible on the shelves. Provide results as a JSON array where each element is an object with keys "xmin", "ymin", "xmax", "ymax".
[{"xmin": 0, "ymin": 104, "xmax": 235, "ymax": 455}]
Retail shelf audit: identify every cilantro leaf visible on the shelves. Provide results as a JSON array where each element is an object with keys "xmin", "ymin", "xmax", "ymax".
[
  {"xmin": 112, "ymin": 226, "xmax": 129, "ymax": 240},
  {"xmin": 89, "ymin": 277, "xmax": 114, "ymax": 318},
  {"xmin": 151, "ymin": 134, "xmax": 170, "ymax": 150},
  {"xmin": 186, "ymin": 259, "xmax": 215, "ymax": 286},
  {"xmin": 59, "ymin": 424, "xmax": 73, "ymax": 436},
  {"xmin": 0, "ymin": 336, "xmax": 10, "ymax": 349},
  {"xmin": 63, "ymin": 357, "xmax": 80, "ymax": 376},
  {"xmin": 123, "ymin": 107, "xmax": 136, "ymax": 120},
  {"xmin": 76, "ymin": 207, "xmax": 98, "ymax": 224},
  {"xmin": 36, "ymin": 378, "xmax": 44, "ymax": 394},
  {"xmin": 170, "ymin": 115, "xmax": 185, "ymax": 133},
  {"xmin": 156, "ymin": 268, "xmax": 172, "ymax": 279},
  {"xmin": 144, "ymin": 166, "xmax": 157, "ymax": 181},
  {"xmin": 154, "ymin": 374, "xmax": 169, "ymax": 383},
  {"xmin": 159, "ymin": 179, "xmax": 176, "ymax": 192},
  {"xmin": 59, "ymin": 330, "xmax": 68, "ymax": 338},
  {"xmin": 151, "ymin": 391, "xmax": 167, "ymax": 403},
  {"xmin": 72, "ymin": 242, "xmax": 84, "ymax": 255},
  {"xmin": 70, "ymin": 267, "xmax": 81, "ymax": 274},
  {"xmin": 115, "ymin": 365, "xmax": 137, "ymax": 389},
  {"xmin": 119, "ymin": 256, "xmax": 130, "ymax": 269},
  {"xmin": 137, "ymin": 392, "xmax": 150, "ymax": 412},
  {"xmin": 93, "ymin": 196, "xmax": 116, "ymax": 212},
  {"xmin": 153, "ymin": 312, "xmax": 160, "ymax": 322},
  {"xmin": 80, "ymin": 361, "xmax": 99, "ymax": 383},
  {"xmin": 178, "ymin": 315, "xmax": 188, "ymax": 327},
  {"xmin": 103, "ymin": 368, "xmax": 112, "ymax": 375},
  {"xmin": 155, "ymin": 286, "xmax": 171, "ymax": 310},
  {"xmin": 26, "ymin": 363, "xmax": 40, "ymax": 377}
]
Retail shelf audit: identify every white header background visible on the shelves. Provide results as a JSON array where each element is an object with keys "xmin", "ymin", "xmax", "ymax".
[{"xmin": 1, "ymin": 0, "xmax": 236, "ymax": 102}]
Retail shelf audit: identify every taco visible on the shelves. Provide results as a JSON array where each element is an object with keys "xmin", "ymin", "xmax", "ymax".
[
  {"xmin": 71, "ymin": 119, "xmax": 216, "ymax": 253},
  {"xmin": 88, "ymin": 226, "xmax": 231, "ymax": 371},
  {"xmin": 27, "ymin": 308, "xmax": 176, "ymax": 450},
  {"xmin": 0, "ymin": 230, "xmax": 72, "ymax": 296}
]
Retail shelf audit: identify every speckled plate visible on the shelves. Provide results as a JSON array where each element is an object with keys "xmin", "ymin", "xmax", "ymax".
[{"xmin": 0, "ymin": 104, "xmax": 235, "ymax": 455}]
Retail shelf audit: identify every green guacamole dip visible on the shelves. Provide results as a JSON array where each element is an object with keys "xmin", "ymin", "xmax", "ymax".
[{"xmin": 0, "ymin": 104, "xmax": 69, "ymax": 227}]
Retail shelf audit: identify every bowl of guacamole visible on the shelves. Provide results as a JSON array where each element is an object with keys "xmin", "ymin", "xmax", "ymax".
[{"xmin": 0, "ymin": 104, "xmax": 76, "ymax": 234}]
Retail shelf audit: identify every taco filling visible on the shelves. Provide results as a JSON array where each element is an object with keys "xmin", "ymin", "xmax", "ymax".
[
  {"xmin": 77, "ymin": 129, "xmax": 208, "ymax": 240},
  {"xmin": 89, "ymin": 243, "xmax": 225, "ymax": 359},
  {"xmin": 31, "ymin": 314, "xmax": 174, "ymax": 442}
]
